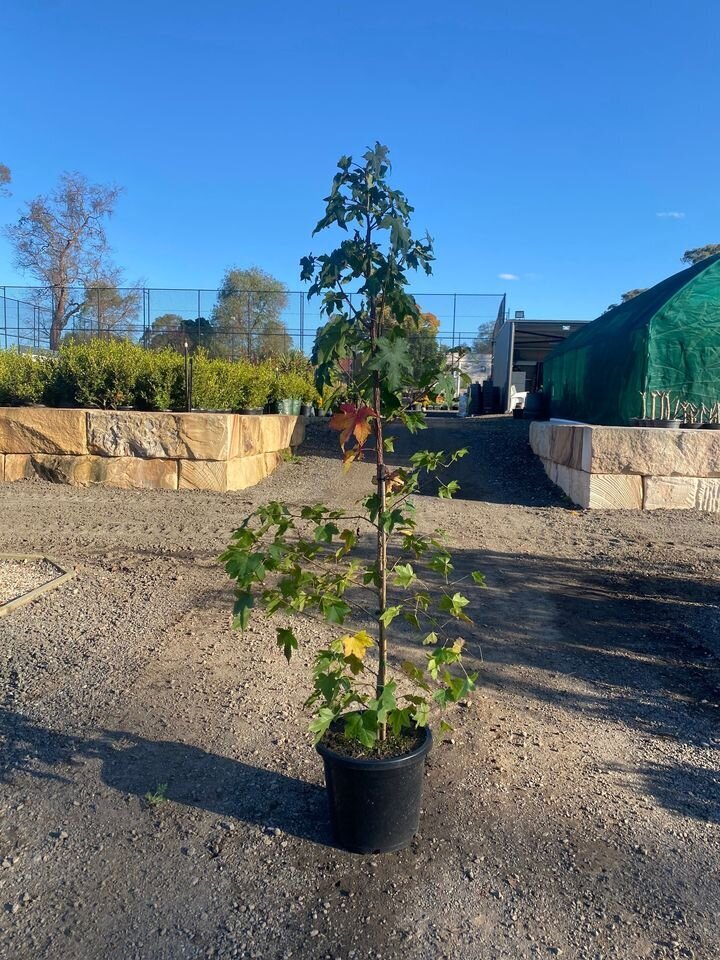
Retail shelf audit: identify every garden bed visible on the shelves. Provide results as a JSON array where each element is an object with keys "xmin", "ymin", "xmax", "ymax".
[
  {"xmin": 0, "ymin": 553, "xmax": 74, "ymax": 617},
  {"xmin": 0, "ymin": 407, "xmax": 305, "ymax": 492},
  {"xmin": 530, "ymin": 420, "xmax": 720, "ymax": 510}
]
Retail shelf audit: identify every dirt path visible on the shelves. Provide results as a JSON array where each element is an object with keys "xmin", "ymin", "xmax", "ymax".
[{"xmin": 0, "ymin": 415, "xmax": 718, "ymax": 959}]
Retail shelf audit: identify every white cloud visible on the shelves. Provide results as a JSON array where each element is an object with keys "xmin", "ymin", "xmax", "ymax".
[
  {"xmin": 498, "ymin": 272, "xmax": 519, "ymax": 280},
  {"xmin": 656, "ymin": 211, "xmax": 685, "ymax": 219}
]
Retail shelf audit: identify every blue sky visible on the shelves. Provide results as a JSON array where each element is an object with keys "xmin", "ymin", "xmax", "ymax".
[{"xmin": 1, "ymin": 0, "xmax": 718, "ymax": 324}]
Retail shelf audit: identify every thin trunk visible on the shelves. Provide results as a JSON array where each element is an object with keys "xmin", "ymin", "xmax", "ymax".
[
  {"xmin": 50, "ymin": 287, "xmax": 66, "ymax": 351},
  {"xmin": 371, "ymin": 308, "xmax": 388, "ymax": 740}
]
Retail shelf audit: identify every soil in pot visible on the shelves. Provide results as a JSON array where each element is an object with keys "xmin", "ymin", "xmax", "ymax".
[{"xmin": 316, "ymin": 725, "xmax": 432, "ymax": 854}]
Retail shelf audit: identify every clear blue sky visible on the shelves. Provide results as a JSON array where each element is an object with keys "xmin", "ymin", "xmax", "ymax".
[{"xmin": 1, "ymin": 0, "xmax": 717, "ymax": 322}]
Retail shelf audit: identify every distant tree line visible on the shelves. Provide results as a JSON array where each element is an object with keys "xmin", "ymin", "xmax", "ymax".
[{"xmin": 0, "ymin": 168, "xmax": 294, "ymax": 357}]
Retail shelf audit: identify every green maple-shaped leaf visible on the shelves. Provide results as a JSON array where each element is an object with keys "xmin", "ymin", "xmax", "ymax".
[{"xmin": 368, "ymin": 336, "xmax": 413, "ymax": 391}]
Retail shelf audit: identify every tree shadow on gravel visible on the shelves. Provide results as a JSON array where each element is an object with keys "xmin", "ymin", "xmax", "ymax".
[
  {"xmin": 0, "ymin": 710, "xmax": 333, "ymax": 845},
  {"xmin": 435, "ymin": 545, "xmax": 720, "ymax": 821},
  {"xmin": 304, "ymin": 415, "xmax": 568, "ymax": 508}
]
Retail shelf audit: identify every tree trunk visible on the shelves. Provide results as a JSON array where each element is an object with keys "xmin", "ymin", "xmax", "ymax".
[
  {"xmin": 371, "ymin": 312, "xmax": 388, "ymax": 740},
  {"xmin": 50, "ymin": 288, "xmax": 66, "ymax": 351}
]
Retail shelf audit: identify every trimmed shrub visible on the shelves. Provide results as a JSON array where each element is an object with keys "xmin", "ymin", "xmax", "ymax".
[
  {"xmin": 134, "ymin": 349, "xmax": 185, "ymax": 411},
  {"xmin": 270, "ymin": 370, "xmax": 316, "ymax": 403},
  {"xmin": 0, "ymin": 350, "xmax": 56, "ymax": 405},
  {"xmin": 54, "ymin": 339, "xmax": 143, "ymax": 409},
  {"xmin": 0, "ymin": 343, "xmax": 288, "ymax": 412}
]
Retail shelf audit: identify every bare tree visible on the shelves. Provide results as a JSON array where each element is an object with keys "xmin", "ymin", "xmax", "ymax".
[
  {"xmin": 4, "ymin": 172, "xmax": 121, "ymax": 348},
  {"xmin": 75, "ymin": 277, "xmax": 142, "ymax": 340},
  {"xmin": 0, "ymin": 164, "xmax": 10, "ymax": 197}
]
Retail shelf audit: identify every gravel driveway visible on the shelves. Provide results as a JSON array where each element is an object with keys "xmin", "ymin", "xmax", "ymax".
[{"xmin": 0, "ymin": 415, "xmax": 718, "ymax": 960}]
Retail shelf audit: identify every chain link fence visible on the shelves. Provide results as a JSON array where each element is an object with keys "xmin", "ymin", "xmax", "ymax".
[{"xmin": 0, "ymin": 286, "xmax": 506, "ymax": 359}]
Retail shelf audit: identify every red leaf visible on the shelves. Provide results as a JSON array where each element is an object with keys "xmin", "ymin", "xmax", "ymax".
[{"xmin": 329, "ymin": 403, "xmax": 376, "ymax": 450}]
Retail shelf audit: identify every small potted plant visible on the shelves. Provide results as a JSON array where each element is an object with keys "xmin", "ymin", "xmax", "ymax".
[{"xmin": 223, "ymin": 145, "xmax": 482, "ymax": 853}]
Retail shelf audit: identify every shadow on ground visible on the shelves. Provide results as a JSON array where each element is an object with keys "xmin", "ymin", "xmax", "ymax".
[
  {"xmin": 303, "ymin": 415, "xmax": 567, "ymax": 508},
  {"xmin": 0, "ymin": 710, "xmax": 333, "ymax": 845}
]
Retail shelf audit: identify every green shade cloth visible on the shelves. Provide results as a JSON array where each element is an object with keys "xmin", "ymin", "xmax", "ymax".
[{"xmin": 543, "ymin": 255, "xmax": 720, "ymax": 424}]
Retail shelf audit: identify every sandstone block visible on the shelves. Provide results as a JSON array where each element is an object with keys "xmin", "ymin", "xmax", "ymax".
[
  {"xmin": 643, "ymin": 475, "xmax": 699, "ymax": 510},
  {"xmin": 586, "ymin": 474, "xmax": 643, "ymax": 509},
  {"xmin": 0, "ymin": 407, "xmax": 88, "ymax": 455},
  {"xmin": 0, "ymin": 454, "xmax": 3, "ymax": 482},
  {"xmin": 4, "ymin": 453, "xmax": 177, "ymax": 490},
  {"xmin": 87, "ymin": 411, "xmax": 234, "ymax": 460},
  {"xmin": 226, "ymin": 452, "xmax": 272, "ymax": 491},
  {"xmin": 529, "ymin": 422, "xmax": 552, "ymax": 460},
  {"xmin": 229, "ymin": 414, "xmax": 304, "ymax": 458},
  {"xmin": 541, "ymin": 458, "xmax": 642, "ymax": 509},
  {"xmin": 548, "ymin": 425, "xmax": 590, "ymax": 471},
  {"xmin": 589, "ymin": 427, "xmax": 720, "ymax": 477},
  {"xmin": 178, "ymin": 459, "xmax": 228, "ymax": 492},
  {"xmin": 696, "ymin": 478, "xmax": 720, "ymax": 512}
]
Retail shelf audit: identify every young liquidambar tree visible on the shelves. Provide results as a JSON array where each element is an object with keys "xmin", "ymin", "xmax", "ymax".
[{"xmin": 223, "ymin": 144, "xmax": 482, "ymax": 750}]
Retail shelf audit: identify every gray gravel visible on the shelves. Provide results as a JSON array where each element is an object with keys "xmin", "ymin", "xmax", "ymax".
[
  {"xmin": 0, "ymin": 415, "xmax": 718, "ymax": 960},
  {"xmin": 0, "ymin": 558, "xmax": 59, "ymax": 607}
]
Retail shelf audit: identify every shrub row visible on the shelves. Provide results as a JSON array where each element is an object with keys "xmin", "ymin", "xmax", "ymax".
[{"xmin": 0, "ymin": 341, "xmax": 318, "ymax": 412}]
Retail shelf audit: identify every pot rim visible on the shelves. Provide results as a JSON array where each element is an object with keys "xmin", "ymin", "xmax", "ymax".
[{"xmin": 316, "ymin": 724, "xmax": 432, "ymax": 771}]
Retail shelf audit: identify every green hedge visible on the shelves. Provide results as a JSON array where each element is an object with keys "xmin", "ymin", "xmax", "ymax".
[{"xmin": 0, "ymin": 341, "xmax": 317, "ymax": 412}]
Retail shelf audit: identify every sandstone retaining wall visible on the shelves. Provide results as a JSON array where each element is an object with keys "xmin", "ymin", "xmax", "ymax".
[
  {"xmin": 0, "ymin": 408, "xmax": 304, "ymax": 492},
  {"xmin": 529, "ymin": 421, "xmax": 720, "ymax": 511}
]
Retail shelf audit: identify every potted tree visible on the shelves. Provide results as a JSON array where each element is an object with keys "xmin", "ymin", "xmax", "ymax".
[{"xmin": 222, "ymin": 144, "xmax": 483, "ymax": 853}]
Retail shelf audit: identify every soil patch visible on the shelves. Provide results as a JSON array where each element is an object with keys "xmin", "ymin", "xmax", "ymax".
[{"xmin": 0, "ymin": 415, "xmax": 718, "ymax": 960}]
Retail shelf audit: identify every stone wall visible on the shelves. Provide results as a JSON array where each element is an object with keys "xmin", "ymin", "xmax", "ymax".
[
  {"xmin": 0, "ymin": 407, "xmax": 305, "ymax": 492},
  {"xmin": 529, "ymin": 421, "xmax": 720, "ymax": 511}
]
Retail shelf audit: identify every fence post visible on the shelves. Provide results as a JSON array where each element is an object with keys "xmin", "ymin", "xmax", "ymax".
[
  {"xmin": 300, "ymin": 292, "xmax": 305, "ymax": 354},
  {"xmin": 2, "ymin": 287, "xmax": 6, "ymax": 350}
]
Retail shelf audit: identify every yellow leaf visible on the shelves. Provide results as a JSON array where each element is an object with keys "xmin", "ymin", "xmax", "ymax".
[{"xmin": 341, "ymin": 630, "xmax": 375, "ymax": 660}]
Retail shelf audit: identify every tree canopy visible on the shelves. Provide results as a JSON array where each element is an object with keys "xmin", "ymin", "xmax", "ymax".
[
  {"xmin": 211, "ymin": 266, "xmax": 290, "ymax": 358},
  {"xmin": 473, "ymin": 321, "xmax": 494, "ymax": 354},
  {"xmin": 4, "ymin": 172, "xmax": 123, "ymax": 349},
  {"xmin": 142, "ymin": 313, "xmax": 213, "ymax": 351},
  {"xmin": 682, "ymin": 245, "xmax": 720, "ymax": 265},
  {"xmin": 604, "ymin": 288, "xmax": 648, "ymax": 313},
  {"xmin": 0, "ymin": 164, "xmax": 10, "ymax": 197}
]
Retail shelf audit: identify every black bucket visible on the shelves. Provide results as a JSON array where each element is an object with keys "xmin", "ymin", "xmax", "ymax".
[{"xmin": 316, "ymin": 727, "xmax": 433, "ymax": 854}]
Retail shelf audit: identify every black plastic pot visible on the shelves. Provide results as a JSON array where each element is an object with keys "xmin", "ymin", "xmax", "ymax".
[
  {"xmin": 316, "ymin": 727, "xmax": 432, "ymax": 854},
  {"xmin": 238, "ymin": 407, "xmax": 263, "ymax": 415}
]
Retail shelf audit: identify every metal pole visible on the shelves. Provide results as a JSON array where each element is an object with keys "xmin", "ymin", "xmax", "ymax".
[
  {"xmin": 2, "ymin": 287, "xmax": 6, "ymax": 350},
  {"xmin": 97, "ymin": 286, "xmax": 102, "ymax": 338},
  {"xmin": 184, "ymin": 340, "xmax": 191, "ymax": 412},
  {"xmin": 452, "ymin": 293, "xmax": 457, "ymax": 379},
  {"xmin": 17, "ymin": 299, "xmax": 20, "ymax": 351},
  {"xmin": 300, "ymin": 292, "xmax": 304, "ymax": 354}
]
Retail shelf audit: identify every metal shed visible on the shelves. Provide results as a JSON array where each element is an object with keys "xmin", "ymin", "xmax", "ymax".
[{"xmin": 492, "ymin": 316, "xmax": 591, "ymax": 412}]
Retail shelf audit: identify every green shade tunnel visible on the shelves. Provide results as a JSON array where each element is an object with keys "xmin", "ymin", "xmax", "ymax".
[{"xmin": 543, "ymin": 255, "xmax": 720, "ymax": 425}]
